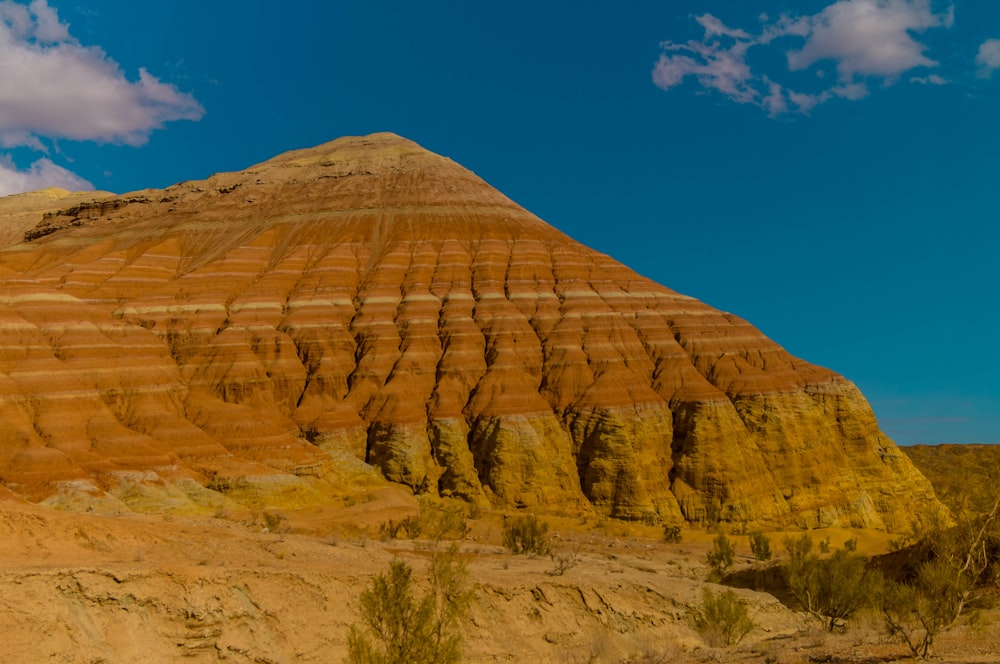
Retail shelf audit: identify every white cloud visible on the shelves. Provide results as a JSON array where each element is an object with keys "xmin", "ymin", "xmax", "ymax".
[
  {"xmin": 787, "ymin": 0, "xmax": 951, "ymax": 80},
  {"xmin": 0, "ymin": 1, "xmax": 204, "ymax": 147},
  {"xmin": 654, "ymin": 1, "xmax": 955, "ymax": 115},
  {"xmin": 976, "ymin": 39, "xmax": 1000, "ymax": 78},
  {"xmin": 695, "ymin": 14, "xmax": 750, "ymax": 40},
  {"xmin": 910, "ymin": 74, "xmax": 949, "ymax": 85},
  {"xmin": 0, "ymin": 156, "xmax": 93, "ymax": 197},
  {"xmin": 0, "ymin": 0, "xmax": 204, "ymax": 196},
  {"xmin": 653, "ymin": 38, "xmax": 757, "ymax": 105}
]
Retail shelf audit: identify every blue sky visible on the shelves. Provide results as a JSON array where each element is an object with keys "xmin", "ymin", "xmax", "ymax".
[{"xmin": 1, "ymin": 0, "xmax": 998, "ymax": 444}]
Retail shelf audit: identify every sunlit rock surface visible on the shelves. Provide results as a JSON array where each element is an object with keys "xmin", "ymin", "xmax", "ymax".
[{"xmin": 0, "ymin": 133, "xmax": 937, "ymax": 528}]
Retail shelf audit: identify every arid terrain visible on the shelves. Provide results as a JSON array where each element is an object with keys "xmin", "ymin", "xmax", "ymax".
[
  {"xmin": 0, "ymin": 478, "xmax": 997, "ymax": 663},
  {"xmin": 0, "ymin": 134, "xmax": 993, "ymax": 662}
]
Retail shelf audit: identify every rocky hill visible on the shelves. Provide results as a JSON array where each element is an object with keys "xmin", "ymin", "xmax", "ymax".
[
  {"xmin": 902, "ymin": 444, "xmax": 1000, "ymax": 514},
  {"xmin": 0, "ymin": 133, "xmax": 937, "ymax": 529}
]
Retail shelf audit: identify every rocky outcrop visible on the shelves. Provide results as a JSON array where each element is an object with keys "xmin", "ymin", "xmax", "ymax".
[{"xmin": 0, "ymin": 133, "xmax": 938, "ymax": 529}]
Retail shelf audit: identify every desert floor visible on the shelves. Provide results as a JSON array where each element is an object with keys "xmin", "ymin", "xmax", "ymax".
[{"xmin": 0, "ymin": 487, "xmax": 996, "ymax": 663}]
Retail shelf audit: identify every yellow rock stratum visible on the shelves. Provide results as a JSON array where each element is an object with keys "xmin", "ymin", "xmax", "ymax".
[{"xmin": 0, "ymin": 133, "xmax": 937, "ymax": 529}]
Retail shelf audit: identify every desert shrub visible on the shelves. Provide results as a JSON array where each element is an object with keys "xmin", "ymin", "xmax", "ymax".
[
  {"xmin": 878, "ymin": 562, "xmax": 960, "ymax": 660},
  {"xmin": 844, "ymin": 537, "xmax": 858, "ymax": 552},
  {"xmin": 379, "ymin": 516, "xmax": 422, "ymax": 541},
  {"xmin": 548, "ymin": 543, "xmax": 581, "ymax": 576},
  {"xmin": 783, "ymin": 534, "xmax": 878, "ymax": 631},
  {"xmin": 662, "ymin": 525, "xmax": 682, "ymax": 544},
  {"xmin": 878, "ymin": 490, "xmax": 1000, "ymax": 659},
  {"xmin": 697, "ymin": 587, "xmax": 755, "ymax": 647},
  {"xmin": 707, "ymin": 532, "xmax": 735, "ymax": 577},
  {"xmin": 262, "ymin": 511, "xmax": 286, "ymax": 532},
  {"xmin": 502, "ymin": 514, "xmax": 550, "ymax": 555},
  {"xmin": 418, "ymin": 496, "xmax": 469, "ymax": 542},
  {"xmin": 749, "ymin": 531, "xmax": 772, "ymax": 561},
  {"xmin": 348, "ymin": 545, "xmax": 472, "ymax": 664},
  {"xmin": 348, "ymin": 561, "xmax": 436, "ymax": 663}
]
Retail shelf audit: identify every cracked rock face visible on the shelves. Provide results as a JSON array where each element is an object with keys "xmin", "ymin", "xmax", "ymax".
[{"xmin": 0, "ymin": 133, "xmax": 937, "ymax": 528}]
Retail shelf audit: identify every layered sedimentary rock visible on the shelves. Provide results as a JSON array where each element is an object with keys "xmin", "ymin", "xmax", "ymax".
[{"xmin": 0, "ymin": 133, "xmax": 937, "ymax": 528}]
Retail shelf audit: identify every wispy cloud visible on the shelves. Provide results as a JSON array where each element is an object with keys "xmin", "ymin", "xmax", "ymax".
[
  {"xmin": 976, "ymin": 39, "xmax": 1000, "ymax": 78},
  {"xmin": 910, "ymin": 74, "xmax": 949, "ymax": 85},
  {"xmin": 0, "ymin": 0, "xmax": 204, "ymax": 196},
  {"xmin": 0, "ymin": 155, "xmax": 93, "ymax": 197},
  {"xmin": 653, "ymin": 0, "xmax": 956, "ymax": 115}
]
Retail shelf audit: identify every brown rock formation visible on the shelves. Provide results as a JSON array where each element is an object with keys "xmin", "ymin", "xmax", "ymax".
[{"xmin": 0, "ymin": 133, "xmax": 937, "ymax": 529}]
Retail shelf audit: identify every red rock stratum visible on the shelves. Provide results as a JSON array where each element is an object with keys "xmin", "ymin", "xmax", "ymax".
[{"xmin": 0, "ymin": 133, "xmax": 936, "ymax": 529}]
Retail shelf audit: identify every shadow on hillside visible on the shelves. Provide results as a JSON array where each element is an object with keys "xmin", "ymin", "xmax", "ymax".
[{"xmin": 721, "ymin": 562, "xmax": 794, "ymax": 606}]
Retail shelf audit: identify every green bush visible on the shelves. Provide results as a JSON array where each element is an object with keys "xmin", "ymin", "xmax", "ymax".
[
  {"xmin": 348, "ymin": 546, "xmax": 472, "ymax": 664},
  {"xmin": 707, "ymin": 532, "xmax": 735, "ymax": 577},
  {"xmin": 502, "ymin": 514, "xmax": 550, "ymax": 555},
  {"xmin": 749, "ymin": 531, "xmax": 772, "ymax": 561},
  {"xmin": 697, "ymin": 587, "xmax": 755, "ymax": 647},
  {"xmin": 663, "ymin": 525, "xmax": 682, "ymax": 544},
  {"xmin": 878, "ymin": 564, "xmax": 957, "ymax": 660},
  {"xmin": 379, "ymin": 516, "xmax": 421, "ymax": 541},
  {"xmin": 783, "ymin": 534, "xmax": 877, "ymax": 631},
  {"xmin": 878, "ymin": 490, "xmax": 1000, "ymax": 659},
  {"xmin": 418, "ymin": 496, "xmax": 470, "ymax": 542}
]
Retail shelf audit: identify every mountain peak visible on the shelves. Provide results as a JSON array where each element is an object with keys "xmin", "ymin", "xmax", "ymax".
[{"xmin": 0, "ymin": 133, "xmax": 939, "ymax": 530}]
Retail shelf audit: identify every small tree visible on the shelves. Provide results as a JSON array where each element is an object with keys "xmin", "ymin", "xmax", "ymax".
[
  {"xmin": 697, "ymin": 587, "xmax": 755, "ymax": 647},
  {"xmin": 707, "ymin": 531, "xmax": 735, "ymax": 577},
  {"xmin": 749, "ymin": 531, "xmax": 772, "ymax": 562},
  {"xmin": 502, "ymin": 514, "xmax": 550, "ymax": 555},
  {"xmin": 878, "ymin": 559, "xmax": 967, "ymax": 660},
  {"xmin": 878, "ymin": 489, "xmax": 1000, "ymax": 659},
  {"xmin": 783, "ymin": 534, "xmax": 877, "ymax": 631}
]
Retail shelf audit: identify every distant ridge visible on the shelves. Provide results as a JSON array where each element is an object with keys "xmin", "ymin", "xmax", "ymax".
[{"xmin": 902, "ymin": 444, "xmax": 1000, "ymax": 513}]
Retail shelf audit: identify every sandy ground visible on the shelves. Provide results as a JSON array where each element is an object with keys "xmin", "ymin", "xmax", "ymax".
[{"xmin": 0, "ymin": 489, "xmax": 996, "ymax": 663}]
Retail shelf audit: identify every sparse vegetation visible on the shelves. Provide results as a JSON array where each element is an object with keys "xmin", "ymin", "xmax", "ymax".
[
  {"xmin": 379, "ymin": 516, "xmax": 422, "ymax": 541},
  {"xmin": 783, "ymin": 534, "xmax": 877, "ymax": 632},
  {"xmin": 262, "ymin": 510, "xmax": 286, "ymax": 532},
  {"xmin": 877, "ymin": 488, "xmax": 1000, "ymax": 659},
  {"xmin": 502, "ymin": 514, "xmax": 550, "ymax": 555},
  {"xmin": 348, "ymin": 545, "xmax": 472, "ymax": 664},
  {"xmin": 888, "ymin": 534, "xmax": 912, "ymax": 552},
  {"xmin": 878, "ymin": 559, "xmax": 960, "ymax": 659},
  {"xmin": 378, "ymin": 497, "xmax": 470, "ymax": 543},
  {"xmin": 749, "ymin": 531, "xmax": 772, "ymax": 561},
  {"xmin": 697, "ymin": 587, "xmax": 755, "ymax": 647},
  {"xmin": 706, "ymin": 531, "xmax": 735, "ymax": 577},
  {"xmin": 662, "ymin": 524, "xmax": 682, "ymax": 544},
  {"xmin": 262, "ymin": 511, "xmax": 290, "ymax": 541},
  {"xmin": 548, "ymin": 543, "xmax": 581, "ymax": 576},
  {"xmin": 418, "ymin": 496, "xmax": 470, "ymax": 542}
]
